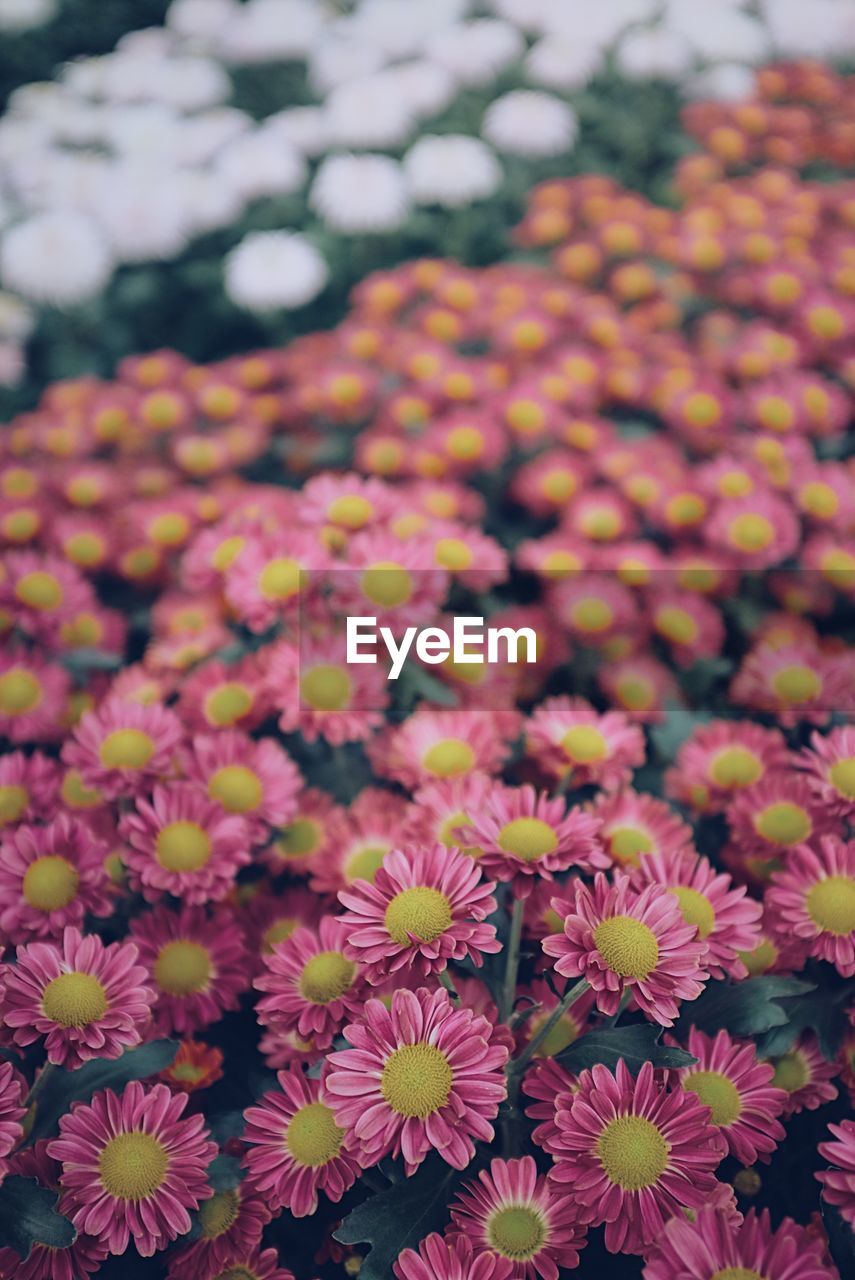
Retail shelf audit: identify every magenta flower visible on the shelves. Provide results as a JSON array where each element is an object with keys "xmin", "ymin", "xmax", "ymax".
[
  {"xmin": 62, "ymin": 698, "xmax": 184, "ymax": 799},
  {"xmin": 817, "ymin": 1116, "xmax": 855, "ymax": 1227},
  {"xmin": 766, "ymin": 834, "xmax": 855, "ymax": 977},
  {"xmin": 0, "ymin": 813, "xmax": 112, "ymax": 944},
  {"xmin": 165, "ymin": 1174, "xmax": 272, "ymax": 1279},
  {"xmin": 643, "ymin": 1206, "xmax": 839, "ymax": 1280},
  {"xmin": 394, "ymin": 1233, "xmax": 514, "ymax": 1280},
  {"xmin": 0, "ymin": 1060, "xmax": 26, "ymax": 1184}
]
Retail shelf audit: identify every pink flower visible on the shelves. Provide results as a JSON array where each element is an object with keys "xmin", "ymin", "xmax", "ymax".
[
  {"xmin": 266, "ymin": 636, "xmax": 388, "ymax": 745},
  {"xmin": 726, "ymin": 773, "xmax": 832, "ymax": 861},
  {"xmin": 62, "ymin": 698, "xmax": 184, "ymax": 799},
  {"xmin": 764, "ymin": 1033, "xmax": 839, "ymax": 1116},
  {"xmin": 766, "ymin": 834, "xmax": 855, "ymax": 977},
  {"xmin": 337, "ymin": 844, "xmax": 500, "ymax": 981},
  {"xmin": 223, "ymin": 529, "xmax": 329, "ymax": 634},
  {"xmin": 165, "ymin": 1174, "xmax": 272, "ymax": 1278},
  {"xmin": 0, "ymin": 814, "xmax": 112, "ymax": 943},
  {"xmin": 643, "ymin": 1207, "xmax": 839, "ymax": 1280},
  {"xmin": 0, "ymin": 647, "xmax": 70, "ymax": 744},
  {"xmin": 817, "ymin": 1116, "xmax": 855, "ymax": 1228},
  {"xmin": 449, "ymin": 1155, "xmax": 587, "ymax": 1279},
  {"xmin": 666, "ymin": 720, "xmax": 789, "ymax": 814},
  {"xmin": 0, "ymin": 1060, "xmax": 26, "ymax": 1184},
  {"xmin": 0, "ymin": 550, "xmax": 93, "ymax": 644},
  {"xmin": 0, "ymin": 1142, "xmax": 108, "ymax": 1279},
  {"xmin": 525, "ymin": 696, "xmax": 645, "ymax": 789},
  {"xmin": 48, "ymin": 1080, "xmax": 216, "ymax": 1257},
  {"xmin": 1, "ymin": 926, "xmax": 153, "ymax": 1069},
  {"xmin": 242, "ymin": 1067, "xmax": 361, "ymax": 1216},
  {"xmin": 368, "ymin": 707, "xmax": 513, "ymax": 789},
  {"xmin": 731, "ymin": 642, "xmax": 840, "ymax": 727},
  {"xmin": 521, "ymin": 1057, "xmax": 577, "ymax": 1154},
  {"xmin": 543, "ymin": 873, "xmax": 709, "ymax": 1026},
  {"xmin": 589, "ymin": 789, "xmax": 695, "ymax": 870},
  {"xmin": 705, "ymin": 491, "xmax": 799, "ymax": 568},
  {"xmin": 182, "ymin": 730, "xmax": 301, "ymax": 844},
  {"xmin": 309, "ymin": 787, "xmax": 409, "ymax": 895},
  {"xmin": 323, "ymin": 987, "xmax": 509, "ymax": 1173},
  {"xmin": 0, "ymin": 749, "xmax": 59, "ymax": 831},
  {"xmin": 799, "ymin": 725, "xmax": 855, "ymax": 816},
  {"xmin": 549, "ymin": 1060, "xmax": 723, "ymax": 1254},
  {"xmin": 394, "ymin": 1233, "xmax": 514, "ymax": 1280}
]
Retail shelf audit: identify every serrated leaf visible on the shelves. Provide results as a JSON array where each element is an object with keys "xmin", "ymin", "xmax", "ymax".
[
  {"xmin": 555, "ymin": 1023, "xmax": 696, "ymax": 1074},
  {"xmin": 334, "ymin": 1157, "xmax": 459, "ymax": 1280},
  {"xmin": 29, "ymin": 1039, "xmax": 178, "ymax": 1141},
  {"xmin": 0, "ymin": 1176, "xmax": 75, "ymax": 1258},
  {"xmin": 757, "ymin": 983, "xmax": 852, "ymax": 1060},
  {"xmin": 674, "ymin": 977, "xmax": 814, "ymax": 1041}
]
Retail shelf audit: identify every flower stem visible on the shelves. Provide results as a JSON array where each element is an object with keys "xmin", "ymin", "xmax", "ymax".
[
  {"xmin": 438, "ymin": 968, "xmax": 460, "ymax": 1005},
  {"xmin": 499, "ymin": 896, "xmax": 525, "ymax": 1024},
  {"xmin": 509, "ymin": 978, "xmax": 591, "ymax": 1079}
]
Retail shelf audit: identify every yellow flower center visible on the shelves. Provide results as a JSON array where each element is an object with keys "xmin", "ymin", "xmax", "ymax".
[
  {"xmin": 593, "ymin": 916, "xmax": 659, "ymax": 979},
  {"xmin": 670, "ymin": 886, "xmax": 716, "ymax": 940},
  {"xmin": 422, "ymin": 739, "xmax": 475, "ymax": 778},
  {"xmin": 198, "ymin": 1188, "xmax": 240, "ymax": 1239},
  {"xmin": 98, "ymin": 729, "xmax": 156, "ymax": 770},
  {"xmin": 561, "ymin": 725, "xmax": 607, "ymax": 764},
  {"xmin": 800, "ymin": 482, "xmax": 838, "ymax": 518},
  {"xmin": 327, "ymin": 495, "xmax": 374, "ymax": 529},
  {"xmin": 596, "ymin": 1115, "xmax": 669, "ymax": 1190},
  {"xmin": 655, "ymin": 606, "xmax": 698, "ymax": 645},
  {"xmin": 753, "ymin": 803, "xmax": 810, "ymax": 846},
  {"xmin": 299, "ymin": 951, "xmax": 356, "ymax": 1003},
  {"xmin": 345, "ymin": 843, "xmax": 389, "ymax": 883},
  {"xmin": 300, "ymin": 665, "xmax": 352, "ymax": 712},
  {"xmin": 530, "ymin": 1010, "xmax": 580, "ymax": 1058},
  {"xmin": 61, "ymin": 770, "xmax": 102, "ymax": 809},
  {"xmin": 42, "ymin": 971, "xmax": 108, "ymax": 1027},
  {"xmin": 728, "ymin": 513, "xmax": 775, "ymax": 552},
  {"xmin": 0, "ymin": 784, "xmax": 28, "ymax": 826},
  {"xmin": 385, "ymin": 887, "xmax": 453, "ymax": 945},
  {"xmin": 435, "ymin": 538, "xmax": 473, "ymax": 571},
  {"xmin": 15, "ymin": 571, "xmax": 62, "ymax": 611},
  {"xmin": 446, "ymin": 426, "xmax": 485, "ymax": 459},
  {"xmin": 829, "ymin": 758, "xmax": 855, "ymax": 799},
  {"xmin": 739, "ymin": 937, "xmax": 779, "ymax": 976},
  {"xmin": 258, "ymin": 557, "xmax": 301, "ymax": 601},
  {"xmin": 542, "ymin": 550, "xmax": 581, "ymax": 578},
  {"xmin": 770, "ymin": 665, "xmax": 820, "ymax": 703},
  {"xmin": 66, "ymin": 532, "xmax": 105, "ymax": 566},
  {"xmin": 361, "ymin": 563, "xmax": 413, "ymax": 608},
  {"xmin": 486, "ymin": 1205, "xmax": 547, "ymax": 1261},
  {"xmin": 214, "ymin": 1268, "xmax": 258, "ymax": 1280},
  {"xmin": 497, "ymin": 817, "xmax": 558, "ymax": 863},
  {"xmin": 806, "ymin": 875, "xmax": 855, "ymax": 935},
  {"xmin": 683, "ymin": 1069, "xmax": 742, "ymax": 1126},
  {"xmin": 275, "ymin": 818, "xmax": 321, "ymax": 858},
  {"xmin": 709, "ymin": 747, "xmax": 762, "ymax": 789},
  {"xmin": 286, "ymin": 1102, "xmax": 344, "ymax": 1167},
  {"xmin": 208, "ymin": 766, "xmax": 262, "ymax": 813},
  {"xmin": 205, "ymin": 684, "xmax": 253, "ymax": 727},
  {"xmin": 542, "ymin": 470, "xmax": 577, "ymax": 502},
  {"xmin": 0, "ymin": 669, "xmax": 42, "ymax": 714},
  {"xmin": 154, "ymin": 940, "xmax": 211, "ymax": 996},
  {"xmin": 570, "ymin": 598, "xmax": 613, "ymax": 633},
  {"xmin": 149, "ymin": 513, "xmax": 190, "ymax": 546},
  {"xmin": 262, "ymin": 918, "xmax": 298, "ymax": 952},
  {"xmin": 155, "ymin": 821, "xmax": 212, "ymax": 873},
  {"xmin": 438, "ymin": 811, "xmax": 482, "ymax": 858},
  {"xmin": 380, "ymin": 1043, "xmax": 453, "ymax": 1118},
  {"xmin": 99, "ymin": 1132, "xmax": 169, "ymax": 1200},
  {"xmin": 22, "ymin": 856, "xmax": 79, "ymax": 911},
  {"xmin": 711, "ymin": 1270, "xmax": 764, "ymax": 1280},
  {"xmin": 771, "ymin": 1052, "xmax": 808, "ymax": 1094},
  {"xmin": 615, "ymin": 676, "xmax": 653, "ymax": 713},
  {"xmin": 607, "ymin": 826, "xmax": 653, "ymax": 867},
  {"xmin": 211, "ymin": 535, "xmax": 246, "ymax": 573}
]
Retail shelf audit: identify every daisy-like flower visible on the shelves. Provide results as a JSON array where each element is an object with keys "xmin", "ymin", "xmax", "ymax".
[
  {"xmin": 643, "ymin": 1206, "xmax": 839, "ymax": 1280},
  {"xmin": 222, "ymin": 530, "xmax": 329, "ymax": 633},
  {"xmin": 159, "ymin": 1038, "xmax": 224, "ymax": 1094},
  {"xmin": 119, "ymin": 782, "xmax": 250, "ymax": 904},
  {"xmin": 182, "ymin": 730, "xmax": 300, "ymax": 843},
  {"xmin": 404, "ymin": 773, "xmax": 494, "ymax": 858},
  {"xmin": 310, "ymin": 787, "xmax": 409, "ymax": 894},
  {"xmin": 130, "ymin": 904, "xmax": 249, "ymax": 1036},
  {"xmin": 543, "ymin": 873, "xmax": 709, "ymax": 1026},
  {"xmin": 705, "ymin": 492, "xmax": 800, "ymax": 568},
  {"xmin": 395, "ymin": 1233, "xmax": 514, "ymax": 1280},
  {"xmin": 730, "ymin": 642, "xmax": 839, "ymax": 727},
  {"xmin": 482, "ymin": 91, "xmax": 578, "ymax": 158},
  {"xmin": 263, "ymin": 786, "xmax": 341, "ymax": 877},
  {"xmin": 323, "ymin": 986, "xmax": 509, "ymax": 1173},
  {"xmin": 48, "ymin": 1080, "xmax": 216, "ymax": 1257},
  {"xmin": 337, "ymin": 844, "xmax": 500, "ymax": 980},
  {"xmin": 336, "ymin": 529, "xmax": 449, "ymax": 630},
  {"xmin": 224, "ymin": 231, "xmax": 328, "ymax": 312},
  {"xmin": 525, "ymin": 697, "xmax": 645, "ymax": 790},
  {"xmin": 0, "ymin": 814, "xmax": 112, "ymax": 943},
  {"xmin": 1, "ymin": 926, "xmax": 153, "ymax": 1069},
  {"xmin": 647, "ymin": 592, "xmax": 726, "ymax": 668},
  {"xmin": 368, "ymin": 707, "xmax": 512, "ymax": 789},
  {"xmin": 799, "ymin": 725, "xmax": 855, "ymax": 816},
  {"xmin": 0, "ymin": 1060, "xmax": 25, "ymax": 1183},
  {"xmin": 449, "ymin": 1155, "xmax": 586, "ymax": 1279},
  {"xmin": 242, "ymin": 1067, "xmax": 360, "ymax": 1216},
  {"xmin": 403, "ymin": 134, "xmax": 502, "ymax": 209},
  {"xmin": 630, "ymin": 849, "xmax": 762, "ymax": 980},
  {"xmin": 267, "ymin": 636, "xmax": 388, "ymax": 745},
  {"xmin": 766, "ymin": 835, "xmax": 855, "ymax": 977},
  {"xmin": 461, "ymin": 785, "xmax": 606, "ymax": 897},
  {"xmin": 764, "ymin": 1034, "xmax": 839, "ymax": 1116},
  {"xmin": 589, "ymin": 789, "xmax": 695, "ymax": 870},
  {"xmin": 817, "ymin": 1116, "xmax": 855, "ymax": 1228},
  {"xmin": 175, "ymin": 656, "xmax": 270, "ymax": 734},
  {"xmin": 63, "ymin": 698, "xmax": 184, "ymax": 800},
  {"xmin": 671, "ymin": 1027, "xmax": 787, "ymax": 1166},
  {"xmin": 521, "ymin": 1056, "xmax": 577, "ymax": 1154},
  {"xmin": 666, "ymin": 720, "xmax": 790, "ymax": 814},
  {"xmin": 726, "ymin": 774, "xmax": 831, "ymax": 861},
  {"xmin": 254, "ymin": 915, "xmax": 367, "ymax": 1050},
  {"xmin": 549, "ymin": 1060, "xmax": 722, "ymax": 1255},
  {"xmin": 0, "ymin": 647, "xmax": 70, "ymax": 744},
  {"xmin": 1, "ymin": 551, "xmax": 91, "ymax": 645},
  {"xmin": 165, "ymin": 1171, "xmax": 272, "ymax": 1279},
  {"xmin": 310, "ymin": 153, "xmax": 411, "ymax": 233},
  {"xmin": 0, "ymin": 749, "xmax": 58, "ymax": 829}
]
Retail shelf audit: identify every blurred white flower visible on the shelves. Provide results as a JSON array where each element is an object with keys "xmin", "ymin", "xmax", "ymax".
[
  {"xmin": 150, "ymin": 57, "xmax": 232, "ymax": 112},
  {"xmin": 380, "ymin": 61, "xmax": 457, "ymax": 119},
  {"xmin": 486, "ymin": 0, "xmax": 556, "ymax": 36},
  {"xmin": 762, "ymin": 0, "xmax": 855, "ymax": 58},
  {"xmin": 310, "ymin": 154, "xmax": 410, "ymax": 233},
  {"xmin": 325, "ymin": 75, "xmax": 416, "ymax": 149},
  {"xmin": 224, "ymin": 231, "xmax": 328, "ymax": 311},
  {"xmin": 525, "ymin": 34, "xmax": 604, "ymax": 90},
  {"xmin": 544, "ymin": 0, "xmax": 657, "ymax": 44},
  {"xmin": 166, "ymin": 0, "xmax": 239, "ymax": 44},
  {"xmin": 92, "ymin": 163, "xmax": 194, "ymax": 262},
  {"xmin": 685, "ymin": 63, "xmax": 756, "ymax": 102},
  {"xmin": 404, "ymin": 134, "xmax": 501, "ymax": 208},
  {"xmin": 0, "ymin": 210, "xmax": 112, "ymax": 305},
  {"xmin": 174, "ymin": 107, "xmax": 251, "ymax": 165},
  {"xmin": 0, "ymin": 0, "xmax": 56, "ymax": 32},
  {"xmin": 61, "ymin": 57, "xmax": 111, "ymax": 99},
  {"xmin": 223, "ymin": 0, "xmax": 329, "ymax": 62},
  {"xmin": 617, "ymin": 27, "xmax": 695, "ymax": 79},
  {"xmin": 213, "ymin": 130, "xmax": 306, "ymax": 202},
  {"xmin": 263, "ymin": 107, "xmax": 329, "ymax": 157},
  {"xmin": 347, "ymin": 0, "xmax": 468, "ymax": 60},
  {"xmin": 104, "ymin": 104, "xmax": 185, "ymax": 160},
  {"xmin": 483, "ymin": 90, "xmax": 577, "ymax": 156},
  {"xmin": 426, "ymin": 20, "xmax": 524, "ymax": 87},
  {"xmin": 663, "ymin": 1, "xmax": 768, "ymax": 63},
  {"xmin": 175, "ymin": 168, "xmax": 244, "ymax": 232},
  {"xmin": 308, "ymin": 35, "xmax": 387, "ymax": 95}
]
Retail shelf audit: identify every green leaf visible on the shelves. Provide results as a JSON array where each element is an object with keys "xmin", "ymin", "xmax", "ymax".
[
  {"xmin": 0, "ymin": 1176, "xmax": 75, "ymax": 1258},
  {"xmin": 30, "ymin": 1039, "xmax": 178, "ymax": 1141},
  {"xmin": 334, "ymin": 1157, "xmax": 459, "ymax": 1280},
  {"xmin": 650, "ymin": 703, "xmax": 711, "ymax": 761},
  {"xmin": 555, "ymin": 1023, "xmax": 696, "ymax": 1074},
  {"xmin": 756, "ymin": 982, "xmax": 852, "ymax": 1060},
  {"xmin": 674, "ymin": 977, "xmax": 814, "ymax": 1041}
]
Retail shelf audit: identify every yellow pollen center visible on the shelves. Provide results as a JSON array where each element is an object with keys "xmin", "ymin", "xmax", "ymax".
[
  {"xmin": 149, "ymin": 513, "xmax": 189, "ymax": 546},
  {"xmin": 486, "ymin": 1205, "xmax": 547, "ymax": 1261},
  {"xmin": 384, "ymin": 887, "xmax": 453, "ymax": 945},
  {"xmin": 198, "ymin": 1189, "xmax": 240, "ymax": 1239},
  {"xmin": 15, "ymin": 572, "xmax": 62, "ymax": 611},
  {"xmin": 328, "ymin": 495, "xmax": 373, "ymax": 529},
  {"xmin": 0, "ymin": 784, "xmax": 28, "ymax": 826},
  {"xmin": 22, "ymin": 856, "xmax": 79, "ymax": 911},
  {"xmin": 570, "ymin": 598, "xmax": 613, "ymax": 633},
  {"xmin": 300, "ymin": 665, "xmax": 351, "ymax": 712},
  {"xmin": 211, "ymin": 536, "xmax": 245, "ymax": 573},
  {"xmin": 99, "ymin": 1132, "xmax": 169, "ymax": 1200},
  {"xmin": 683, "ymin": 1070, "xmax": 742, "ymax": 1126},
  {"xmin": 258, "ymin": 557, "xmax": 301, "ymax": 600},
  {"xmin": 593, "ymin": 916, "xmax": 659, "ymax": 979},
  {"xmin": 753, "ymin": 803, "xmax": 811, "ymax": 846},
  {"xmin": 596, "ymin": 1114, "xmax": 669, "ymax": 1190},
  {"xmin": 155, "ymin": 821, "xmax": 212, "ymax": 873},
  {"xmin": 709, "ymin": 747, "xmax": 762, "ymax": 788},
  {"xmin": 361, "ymin": 563, "xmax": 412, "ymax": 608},
  {"xmin": 829, "ymin": 758, "xmax": 855, "ymax": 799},
  {"xmin": 380, "ymin": 1043, "xmax": 453, "ymax": 1118},
  {"xmin": 739, "ymin": 937, "xmax": 779, "ymax": 976},
  {"xmin": 656, "ymin": 606, "xmax": 698, "ymax": 645},
  {"xmin": 298, "ymin": 951, "xmax": 356, "ymax": 1003},
  {"xmin": 275, "ymin": 818, "xmax": 321, "ymax": 858},
  {"xmin": 154, "ymin": 940, "xmax": 211, "ymax": 996},
  {"xmin": 208, "ymin": 766, "xmax": 262, "ymax": 813},
  {"xmin": 670, "ymin": 886, "xmax": 716, "ymax": 940},
  {"xmin": 42, "ymin": 971, "xmax": 108, "ymax": 1026},
  {"xmin": 215, "ymin": 1268, "xmax": 258, "ymax": 1280},
  {"xmin": 561, "ymin": 725, "xmax": 607, "ymax": 764},
  {"xmin": 801, "ymin": 482, "xmax": 838, "ymax": 517},
  {"xmin": 98, "ymin": 729, "xmax": 155, "ymax": 770},
  {"xmin": 61, "ymin": 770, "xmax": 102, "ymax": 809},
  {"xmin": 345, "ymin": 843, "xmax": 389, "ymax": 883},
  {"xmin": 531, "ymin": 1010, "xmax": 580, "ymax": 1058},
  {"xmin": 435, "ymin": 538, "xmax": 473, "ymax": 571},
  {"xmin": 728, "ymin": 513, "xmax": 774, "ymax": 552},
  {"xmin": 497, "ymin": 817, "xmax": 558, "ymax": 862},
  {"xmin": 770, "ymin": 665, "xmax": 820, "ymax": 703},
  {"xmin": 205, "ymin": 684, "xmax": 253, "ymax": 727},
  {"xmin": 615, "ymin": 677, "xmax": 653, "ymax": 712},
  {"xmin": 770, "ymin": 1052, "xmax": 808, "ymax": 1093},
  {"xmin": 66, "ymin": 532, "xmax": 105, "ymax": 566},
  {"xmin": 711, "ymin": 1271, "xmax": 764, "ymax": 1280},
  {"xmin": 0, "ymin": 669, "xmax": 42, "ymax": 714},
  {"xmin": 422, "ymin": 739, "xmax": 475, "ymax": 778},
  {"xmin": 286, "ymin": 1102, "xmax": 344, "ymax": 1167},
  {"xmin": 447, "ymin": 426, "xmax": 485, "ymax": 459},
  {"xmin": 607, "ymin": 826, "xmax": 653, "ymax": 867},
  {"xmin": 806, "ymin": 875, "xmax": 855, "ymax": 935}
]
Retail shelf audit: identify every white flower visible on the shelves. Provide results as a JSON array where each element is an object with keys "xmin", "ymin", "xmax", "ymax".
[
  {"xmin": 0, "ymin": 210, "xmax": 113, "ymax": 306},
  {"xmin": 213, "ymin": 130, "xmax": 306, "ymax": 202},
  {"xmin": 324, "ymin": 75, "xmax": 416, "ymax": 149},
  {"xmin": 149, "ymin": 57, "xmax": 232, "ymax": 112},
  {"xmin": 426, "ymin": 20, "xmax": 524, "ymax": 87},
  {"xmin": 380, "ymin": 61, "xmax": 457, "ymax": 119},
  {"xmin": 486, "ymin": 0, "xmax": 556, "ymax": 35},
  {"xmin": 617, "ymin": 27, "xmax": 695, "ymax": 79},
  {"xmin": 224, "ymin": 231, "xmax": 328, "ymax": 311},
  {"xmin": 544, "ymin": 0, "xmax": 656, "ymax": 44},
  {"xmin": 525, "ymin": 34, "xmax": 604, "ymax": 90},
  {"xmin": 762, "ymin": 0, "xmax": 855, "ymax": 59},
  {"xmin": 403, "ymin": 134, "xmax": 502, "ymax": 208},
  {"xmin": 663, "ymin": 1, "xmax": 769, "ymax": 63},
  {"xmin": 174, "ymin": 107, "xmax": 251, "ymax": 165},
  {"xmin": 0, "ymin": 0, "xmax": 57, "ymax": 32},
  {"xmin": 685, "ymin": 63, "xmax": 757, "ymax": 102},
  {"xmin": 347, "ymin": 0, "xmax": 468, "ymax": 59},
  {"xmin": 166, "ymin": 0, "xmax": 239, "ymax": 44},
  {"xmin": 308, "ymin": 35, "xmax": 387, "ymax": 94},
  {"xmin": 310, "ymin": 154, "xmax": 410, "ymax": 233},
  {"xmin": 61, "ymin": 57, "xmax": 111, "ymax": 98},
  {"xmin": 222, "ymin": 0, "xmax": 329, "ymax": 62},
  {"xmin": 262, "ymin": 107, "xmax": 329, "ymax": 157},
  {"xmin": 483, "ymin": 90, "xmax": 577, "ymax": 156},
  {"xmin": 104, "ymin": 103, "xmax": 185, "ymax": 160},
  {"xmin": 92, "ymin": 162, "xmax": 194, "ymax": 262},
  {"xmin": 174, "ymin": 169, "xmax": 244, "ymax": 233}
]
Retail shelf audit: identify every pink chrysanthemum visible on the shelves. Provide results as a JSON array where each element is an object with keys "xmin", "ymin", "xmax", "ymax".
[
  {"xmin": 394, "ymin": 1233, "xmax": 514, "ymax": 1280},
  {"xmin": 1, "ymin": 926, "xmax": 153, "ymax": 1069},
  {"xmin": 0, "ymin": 814, "xmax": 112, "ymax": 943},
  {"xmin": 337, "ymin": 844, "xmax": 500, "ymax": 980},
  {"xmin": 165, "ymin": 1173, "xmax": 272, "ymax": 1279},
  {"xmin": 630, "ymin": 848, "xmax": 762, "ymax": 980},
  {"xmin": 323, "ymin": 986, "xmax": 509, "ymax": 1173},
  {"xmin": 705, "ymin": 492, "xmax": 799, "ymax": 568},
  {"xmin": 525, "ymin": 696, "xmax": 645, "ymax": 789},
  {"xmin": 0, "ymin": 749, "xmax": 58, "ymax": 830},
  {"xmin": 254, "ymin": 915, "xmax": 367, "ymax": 1050},
  {"xmin": 764, "ymin": 1033, "xmax": 839, "ymax": 1116},
  {"xmin": 766, "ymin": 835, "xmax": 855, "ymax": 977},
  {"xmin": 549, "ymin": 1060, "xmax": 722, "ymax": 1255},
  {"xmin": 222, "ymin": 530, "xmax": 330, "ymax": 634},
  {"xmin": 0, "ymin": 1060, "xmax": 26, "ymax": 1183},
  {"xmin": 0, "ymin": 647, "xmax": 70, "ymax": 744},
  {"xmin": 267, "ymin": 636, "xmax": 388, "ymax": 745},
  {"xmin": 817, "ymin": 1116, "xmax": 855, "ymax": 1228},
  {"xmin": 730, "ymin": 642, "xmax": 840, "ymax": 727},
  {"xmin": 62, "ymin": 698, "xmax": 184, "ymax": 799},
  {"xmin": 799, "ymin": 725, "xmax": 855, "ymax": 816},
  {"xmin": 368, "ymin": 707, "xmax": 513, "ymax": 789},
  {"xmin": 643, "ymin": 1207, "xmax": 838, "ymax": 1280},
  {"xmin": 0, "ymin": 549, "xmax": 93, "ymax": 643},
  {"xmin": 404, "ymin": 773, "xmax": 494, "ymax": 857},
  {"xmin": 174, "ymin": 655, "xmax": 270, "ymax": 734},
  {"xmin": 200, "ymin": 1246, "xmax": 295, "ymax": 1280},
  {"xmin": 48, "ymin": 1080, "xmax": 216, "ymax": 1257},
  {"xmin": 309, "ymin": 787, "xmax": 409, "ymax": 895},
  {"xmin": 242, "ymin": 1067, "xmax": 361, "ymax": 1216},
  {"xmin": 182, "ymin": 730, "xmax": 301, "ymax": 843},
  {"xmin": 335, "ymin": 529, "xmax": 449, "ymax": 629},
  {"xmin": 671, "ymin": 1027, "xmax": 787, "ymax": 1165},
  {"xmin": 589, "ymin": 789, "xmax": 695, "ymax": 870},
  {"xmin": 262, "ymin": 786, "xmax": 342, "ymax": 878},
  {"xmin": 130, "ymin": 904, "xmax": 249, "ymax": 1036},
  {"xmin": 0, "ymin": 1141, "xmax": 108, "ymax": 1280},
  {"xmin": 543, "ymin": 872, "xmax": 709, "ymax": 1026},
  {"xmin": 521, "ymin": 1056, "xmax": 577, "ymax": 1154},
  {"xmin": 665, "ymin": 720, "xmax": 790, "ymax": 814},
  {"xmin": 119, "ymin": 782, "xmax": 250, "ymax": 904},
  {"xmin": 449, "ymin": 1155, "xmax": 587, "ymax": 1279},
  {"xmin": 461, "ymin": 784, "xmax": 606, "ymax": 896},
  {"xmin": 726, "ymin": 773, "xmax": 831, "ymax": 861}
]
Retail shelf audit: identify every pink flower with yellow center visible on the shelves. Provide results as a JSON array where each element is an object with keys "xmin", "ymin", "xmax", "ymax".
[
  {"xmin": 267, "ymin": 636, "xmax": 388, "ymax": 745},
  {"xmin": 799, "ymin": 725, "xmax": 855, "ymax": 816},
  {"xmin": 338, "ymin": 844, "xmax": 500, "ymax": 979},
  {"xmin": 336, "ymin": 529, "xmax": 449, "ymax": 629},
  {"xmin": 48, "ymin": 1080, "xmax": 216, "ymax": 1257},
  {"xmin": 647, "ymin": 591, "xmax": 725, "ymax": 667},
  {"xmin": 182, "ymin": 730, "xmax": 300, "ymax": 844},
  {"xmin": 394, "ymin": 1233, "xmax": 514, "ymax": 1280},
  {"xmin": 0, "ymin": 749, "xmax": 58, "ymax": 830},
  {"xmin": 731, "ymin": 642, "xmax": 840, "ymax": 727},
  {"xmin": 666, "ymin": 720, "xmax": 790, "ymax": 814},
  {"xmin": 525, "ymin": 696, "xmax": 645, "ymax": 790},
  {"xmin": 643, "ymin": 1206, "xmax": 839, "ymax": 1280},
  {"xmin": 176, "ymin": 656, "xmax": 270, "ymax": 734},
  {"xmin": 705, "ymin": 491, "xmax": 799, "ymax": 568},
  {"xmin": 323, "ymin": 987, "xmax": 509, "ymax": 1173},
  {"xmin": 597, "ymin": 655, "xmax": 678, "ymax": 724},
  {"xmin": 516, "ymin": 532, "xmax": 592, "ymax": 583},
  {"xmin": 0, "ymin": 647, "xmax": 70, "ymax": 744},
  {"xmin": 63, "ymin": 698, "xmax": 184, "ymax": 799},
  {"xmin": 223, "ymin": 530, "xmax": 330, "ymax": 634},
  {"xmin": 427, "ymin": 522, "xmax": 509, "ymax": 591},
  {"xmin": 0, "ymin": 1060, "xmax": 25, "ymax": 1182},
  {"xmin": 0, "ymin": 814, "xmax": 112, "ymax": 943},
  {"xmin": 817, "ymin": 1116, "xmax": 855, "ymax": 1228},
  {"xmin": 521, "ymin": 1056, "xmax": 577, "ymax": 1154},
  {"xmin": 310, "ymin": 786, "xmax": 409, "ymax": 895},
  {"xmin": 301, "ymin": 471, "xmax": 395, "ymax": 533},
  {"xmin": 766, "ymin": 835, "xmax": 855, "ymax": 977},
  {"xmin": 262, "ymin": 786, "xmax": 342, "ymax": 879},
  {"xmin": 1, "ymin": 925, "xmax": 153, "ymax": 1069},
  {"xmin": 726, "ymin": 774, "xmax": 831, "ymax": 861},
  {"xmin": 242, "ymin": 1067, "xmax": 361, "ymax": 1216},
  {"xmin": 549, "ymin": 1060, "xmax": 723, "ymax": 1255},
  {"xmin": 255, "ymin": 915, "xmax": 367, "ymax": 1049},
  {"xmin": 763, "ymin": 1033, "xmax": 838, "ymax": 1116},
  {"xmin": 1, "ymin": 549, "xmax": 93, "ymax": 644},
  {"xmin": 590, "ymin": 789, "xmax": 695, "ymax": 870},
  {"xmin": 543, "ymin": 872, "xmax": 709, "ymax": 1026},
  {"xmin": 165, "ymin": 1173, "xmax": 272, "ymax": 1279},
  {"xmin": 368, "ymin": 708, "xmax": 512, "ymax": 789},
  {"xmin": 404, "ymin": 773, "xmax": 494, "ymax": 858},
  {"xmin": 552, "ymin": 574, "xmax": 639, "ymax": 646}
]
